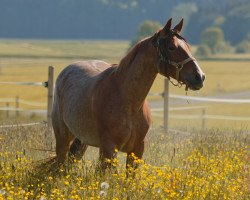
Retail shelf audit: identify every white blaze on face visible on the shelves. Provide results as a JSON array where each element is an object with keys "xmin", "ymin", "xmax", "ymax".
[
  {"xmin": 177, "ymin": 38, "xmax": 187, "ymax": 50},
  {"xmin": 193, "ymin": 59, "xmax": 204, "ymax": 76},
  {"xmin": 177, "ymin": 38, "xmax": 204, "ymax": 76}
]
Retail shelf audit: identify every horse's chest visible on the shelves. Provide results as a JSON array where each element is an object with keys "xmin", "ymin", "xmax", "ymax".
[{"xmin": 100, "ymin": 114, "xmax": 148, "ymax": 153}]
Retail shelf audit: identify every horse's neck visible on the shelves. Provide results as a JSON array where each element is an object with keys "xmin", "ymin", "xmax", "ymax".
[{"xmin": 116, "ymin": 38, "xmax": 158, "ymax": 113}]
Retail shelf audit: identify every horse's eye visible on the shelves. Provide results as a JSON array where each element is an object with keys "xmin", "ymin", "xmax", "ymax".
[{"xmin": 168, "ymin": 45, "xmax": 175, "ymax": 52}]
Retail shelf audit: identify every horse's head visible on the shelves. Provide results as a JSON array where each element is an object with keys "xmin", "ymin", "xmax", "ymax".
[{"xmin": 153, "ymin": 18, "xmax": 205, "ymax": 91}]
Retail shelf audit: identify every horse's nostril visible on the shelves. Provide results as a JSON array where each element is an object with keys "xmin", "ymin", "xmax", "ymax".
[
  {"xmin": 195, "ymin": 73, "xmax": 205, "ymax": 83},
  {"xmin": 202, "ymin": 74, "xmax": 205, "ymax": 81},
  {"xmin": 195, "ymin": 74, "xmax": 202, "ymax": 82}
]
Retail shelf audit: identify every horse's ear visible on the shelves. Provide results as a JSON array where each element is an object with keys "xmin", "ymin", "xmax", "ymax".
[
  {"xmin": 163, "ymin": 18, "xmax": 172, "ymax": 32},
  {"xmin": 174, "ymin": 18, "xmax": 184, "ymax": 33}
]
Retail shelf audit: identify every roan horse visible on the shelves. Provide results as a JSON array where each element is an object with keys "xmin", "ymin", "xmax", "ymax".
[{"xmin": 52, "ymin": 18, "xmax": 205, "ymax": 170}]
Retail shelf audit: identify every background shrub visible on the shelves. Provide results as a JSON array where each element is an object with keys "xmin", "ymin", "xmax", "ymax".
[
  {"xmin": 235, "ymin": 41, "xmax": 250, "ymax": 53},
  {"xmin": 130, "ymin": 20, "xmax": 162, "ymax": 48},
  {"xmin": 195, "ymin": 45, "xmax": 212, "ymax": 57}
]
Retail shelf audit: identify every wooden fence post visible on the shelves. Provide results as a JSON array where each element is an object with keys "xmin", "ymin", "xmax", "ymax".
[
  {"xmin": 15, "ymin": 96, "xmax": 19, "ymax": 117},
  {"xmin": 163, "ymin": 78, "xmax": 169, "ymax": 132},
  {"xmin": 45, "ymin": 66, "xmax": 54, "ymax": 145},
  {"xmin": 202, "ymin": 108, "xmax": 206, "ymax": 131},
  {"xmin": 6, "ymin": 102, "xmax": 9, "ymax": 118}
]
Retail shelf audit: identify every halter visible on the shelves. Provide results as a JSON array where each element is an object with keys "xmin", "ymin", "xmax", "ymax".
[{"xmin": 154, "ymin": 30, "xmax": 195, "ymax": 88}]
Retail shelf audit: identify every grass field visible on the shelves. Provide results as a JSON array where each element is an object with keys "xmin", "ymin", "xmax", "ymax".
[
  {"xmin": 0, "ymin": 126, "xmax": 249, "ymax": 199},
  {"xmin": 0, "ymin": 39, "xmax": 128, "ymax": 61},
  {"xmin": 0, "ymin": 40, "xmax": 249, "ymax": 199},
  {"xmin": 0, "ymin": 39, "xmax": 250, "ymax": 130}
]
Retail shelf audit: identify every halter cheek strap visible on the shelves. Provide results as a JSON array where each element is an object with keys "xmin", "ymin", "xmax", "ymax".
[
  {"xmin": 154, "ymin": 35, "xmax": 195, "ymax": 88},
  {"xmin": 168, "ymin": 57, "xmax": 195, "ymax": 87}
]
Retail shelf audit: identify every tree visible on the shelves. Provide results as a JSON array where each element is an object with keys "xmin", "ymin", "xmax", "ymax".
[
  {"xmin": 130, "ymin": 20, "xmax": 162, "ymax": 47},
  {"xmin": 246, "ymin": 32, "xmax": 250, "ymax": 41},
  {"xmin": 235, "ymin": 32, "xmax": 250, "ymax": 53},
  {"xmin": 170, "ymin": 2, "xmax": 198, "ymax": 32},
  {"xmin": 235, "ymin": 41, "xmax": 250, "ymax": 53},
  {"xmin": 200, "ymin": 27, "xmax": 231, "ymax": 54},
  {"xmin": 195, "ymin": 45, "xmax": 212, "ymax": 57},
  {"xmin": 201, "ymin": 27, "xmax": 224, "ymax": 52}
]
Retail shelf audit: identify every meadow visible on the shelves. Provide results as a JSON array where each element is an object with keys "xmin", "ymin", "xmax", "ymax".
[
  {"xmin": 0, "ymin": 39, "xmax": 250, "ymax": 130},
  {"xmin": 0, "ymin": 40, "xmax": 250, "ymax": 199},
  {"xmin": 0, "ymin": 125, "xmax": 249, "ymax": 199}
]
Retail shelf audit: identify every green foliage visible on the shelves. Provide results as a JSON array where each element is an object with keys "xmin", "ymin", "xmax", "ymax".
[
  {"xmin": 0, "ymin": 0, "xmax": 249, "ymax": 45},
  {"xmin": 200, "ymin": 27, "xmax": 224, "ymax": 51},
  {"xmin": 213, "ymin": 16, "xmax": 225, "ymax": 27},
  {"xmin": 214, "ymin": 41, "xmax": 233, "ymax": 54},
  {"xmin": 130, "ymin": 20, "xmax": 162, "ymax": 47},
  {"xmin": 246, "ymin": 32, "xmax": 250, "ymax": 41},
  {"xmin": 200, "ymin": 27, "xmax": 232, "ymax": 54},
  {"xmin": 235, "ymin": 32, "xmax": 250, "ymax": 53},
  {"xmin": 195, "ymin": 45, "xmax": 212, "ymax": 57},
  {"xmin": 235, "ymin": 41, "xmax": 250, "ymax": 53},
  {"xmin": 170, "ymin": 3, "xmax": 198, "ymax": 29},
  {"xmin": 137, "ymin": 20, "xmax": 162, "ymax": 40}
]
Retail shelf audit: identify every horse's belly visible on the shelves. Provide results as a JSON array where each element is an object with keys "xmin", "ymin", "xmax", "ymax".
[
  {"xmin": 64, "ymin": 109, "xmax": 101, "ymax": 147},
  {"xmin": 74, "ymin": 125, "xmax": 100, "ymax": 147}
]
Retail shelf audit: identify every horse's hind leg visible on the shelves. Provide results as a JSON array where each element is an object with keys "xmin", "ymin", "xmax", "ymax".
[
  {"xmin": 69, "ymin": 138, "xmax": 88, "ymax": 160},
  {"xmin": 52, "ymin": 116, "xmax": 74, "ymax": 163},
  {"xmin": 52, "ymin": 97, "xmax": 75, "ymax": 164},
  {"xmin": 55, "ymin": 127, "xmax": 74, "ymax": 163}
]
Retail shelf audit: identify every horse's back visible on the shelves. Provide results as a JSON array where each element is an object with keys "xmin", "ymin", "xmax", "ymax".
[
  {"xmin": 52, "ymin": 60, "xmax": 111, "ymax": 147},
  {"xmin": 57, "ymin": 60, "xmax": 110, "ymax": 81},
  {"xmin": 55, "ymin": 60, "xmax": 111, "ymax": 102}
]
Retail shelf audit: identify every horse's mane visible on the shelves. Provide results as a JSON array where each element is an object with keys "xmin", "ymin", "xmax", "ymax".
[
  {"xmin": 116, "ymin": 37, "xmax": 152, "ymax": 73},
  {"xmin": 119, "ymin": 43, "xmax": 141, "ymax": 67}
]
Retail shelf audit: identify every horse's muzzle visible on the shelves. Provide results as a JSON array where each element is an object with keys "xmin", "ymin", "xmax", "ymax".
[{"xmin": 186, "ymin": 73, "xmax": 205, "ymax": 91}]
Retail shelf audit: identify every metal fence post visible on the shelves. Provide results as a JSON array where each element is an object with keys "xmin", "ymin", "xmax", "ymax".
[{"xmin": 163, "ymin": 78, "xmax": 169, "ymax": 132}]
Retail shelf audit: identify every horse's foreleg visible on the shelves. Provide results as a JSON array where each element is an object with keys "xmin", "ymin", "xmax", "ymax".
[
  {"xmin": 126, "ymin": 140, "xmax": 145, "ymax": 172},
  {"xmin": 69, "ymin": 138, "xmax": 88, "ymax": 161},
  {"xmin": 98, "ymin": 140, "xmax": 117, "ymax": 173}
]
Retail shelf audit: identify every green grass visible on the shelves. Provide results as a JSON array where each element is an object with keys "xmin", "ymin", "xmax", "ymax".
[{"xmin": 0, "ymin": 39, "xmax": 128, "ymax": 62}]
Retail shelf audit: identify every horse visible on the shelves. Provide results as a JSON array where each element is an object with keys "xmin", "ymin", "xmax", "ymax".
[{"xmin": 51, "ymin": 18, "xmax": 205, "ymax": 171}]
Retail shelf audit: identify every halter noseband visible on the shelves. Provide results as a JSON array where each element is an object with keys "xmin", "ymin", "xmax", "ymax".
[{"xmin": 154, "ymin": 30, "xmax": 195, "ymax": 88}]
